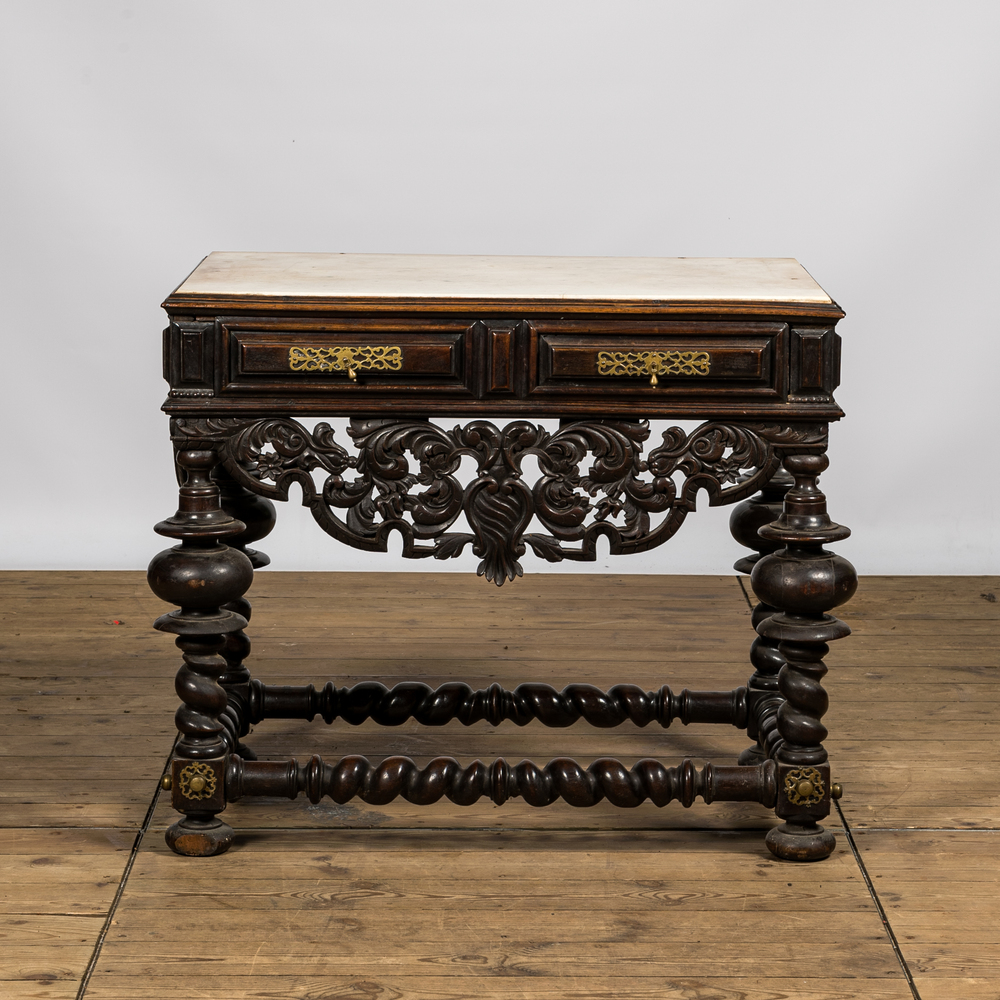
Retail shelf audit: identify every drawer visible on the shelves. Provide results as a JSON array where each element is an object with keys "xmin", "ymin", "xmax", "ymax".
[
  {"xmin": 220, "ymin": 320, "xmax": 475, "ymax": 397},
  {"xmin": 529, "ymin": 321, "xmax": 786, "ymax": 400}
]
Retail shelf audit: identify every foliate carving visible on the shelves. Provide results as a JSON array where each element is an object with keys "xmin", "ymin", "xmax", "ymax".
[
  {"xmin": 171, "ymin": 418, "xmax": 256, "ymax": 444},
  {"xmin": 172, "ymin": 417, "xmax": 780, "ymax": 585},
  {"xmin": 597, "ymin": 350, "xmax": 711, "ymax": 377},
  {"xmin": 742, "ymin": 423, "xmax": 829, "ymax": 448},
  {"xmin": 288, "ymin": 345, "xmax": 403, "ymax": 373}
]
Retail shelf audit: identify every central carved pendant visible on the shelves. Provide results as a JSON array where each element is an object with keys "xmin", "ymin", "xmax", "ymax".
[{"xmin": 201, "ymin": 417, "xmax": 779, "ymax": 585}]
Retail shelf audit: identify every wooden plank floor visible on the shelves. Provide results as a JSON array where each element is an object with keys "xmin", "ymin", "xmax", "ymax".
[{"xmin": 1, "ymin": 572, "xmax": 997, "ymax": 999}]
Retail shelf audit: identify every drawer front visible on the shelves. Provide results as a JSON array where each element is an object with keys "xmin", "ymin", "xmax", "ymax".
[
  {"xmin": 529, "ymin": 321, "xmax": 786, "ymax": 400},
  {"xmin": 220, "ymin": 320, "xmax": 475, "ymax": 397},
  {"xmin": 165, "ymin": 316, "xmax": 814, "ymax": 414}
]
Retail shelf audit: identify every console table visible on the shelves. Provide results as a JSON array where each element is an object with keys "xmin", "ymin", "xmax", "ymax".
[{"xmin": 149, "ymin": 253, "xmax": 857, "ymax": 862}]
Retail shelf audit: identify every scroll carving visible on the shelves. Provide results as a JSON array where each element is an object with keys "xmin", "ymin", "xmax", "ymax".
[{"xmin": 171, "ymin": 417, "xmax": 784, "ymax": 585}]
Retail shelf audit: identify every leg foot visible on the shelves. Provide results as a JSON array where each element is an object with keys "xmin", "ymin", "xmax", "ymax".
[
  {"xmin": 235, "ymin": 741, "xmax": 257, "ymax": 760},
  {"xmin": 765, "ymin": 821, "xmax": 836, "ymax": 861},
  {"xmin": 166, "ymin": 816, "xmax": 234, "ymax": 857},
  {"xmin": 738, "ymin": 744, "xmax": 767, "ymax": 767}
]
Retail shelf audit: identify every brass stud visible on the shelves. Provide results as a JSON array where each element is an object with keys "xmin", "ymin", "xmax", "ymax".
[
  {"xmin": 831, "ymin": 782, "xmax": 843, "ymax": 800},
  {"xmin": 796, "ymin": 779, "xmax": 815, "ymax": 799},
  {"xmin": 160, "ymin": 775, "xmax": 172, "ymax": 791},
  {"xmin": 188, "ymin": 775, "xmax": 207, "ymax": 793}
]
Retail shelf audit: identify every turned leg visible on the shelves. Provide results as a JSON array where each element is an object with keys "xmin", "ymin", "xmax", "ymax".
[
  {"xmin": 148, "ymin": 449, "xmax": 254, "ymax": 857},
  {"xmin": 750, "ymin": 453, "xmax": 857, "ymax": 861},
  {"xmin": 214, "ymin": 464, "xmax": 276, "ymax": 761},
  {"xmin": 729, "ymin": 468, "xmax": 792, "ymax": 766}
]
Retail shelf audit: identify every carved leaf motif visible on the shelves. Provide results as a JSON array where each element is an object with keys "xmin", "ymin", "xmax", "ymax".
[
  {"xmin": 194, "ymin": 417, "xmax": 781, "ymax": 585},
  {"xmin": 434, "ymin": 533, "xmax": 475, "ymax": 560},
  {"xmin": 524, "ymin": 533, "xmax": 567, "ymax": 563}
]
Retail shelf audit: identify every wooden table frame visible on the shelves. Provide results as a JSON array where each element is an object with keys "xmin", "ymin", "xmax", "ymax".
[{"xmin": 149, "ymin": 254, "xmax": 857, "ymax": 862}]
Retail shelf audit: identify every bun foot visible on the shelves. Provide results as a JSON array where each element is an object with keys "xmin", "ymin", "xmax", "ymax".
[
  {"xmin": 738, "ymin": 745, "xmax": 767, "ymax": 767},
  {"xmin": 166, "ymin": 816, "xmax": 234, "ymax": 857},
  {"xmin": 235, "ymin": 741, "xmax": 257, "ymax": 761},
  {"xmin": 765, "ymin": 821, "xmax": 836, "ymax": 862}
]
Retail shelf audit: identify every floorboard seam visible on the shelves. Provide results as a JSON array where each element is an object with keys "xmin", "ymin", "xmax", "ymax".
[
  {"xmin": 736, "ymin": 574, "xmax": 754, "ymax": 610},
  {"xmin": 75, "ymin": 742, "xmax": 175, "ymax": 1000},
  {"xmin": 836, "ymin": 800, "xmax": 923, "ymax": 1000},
  {"xmin": 145, "ymin": 824, "xmax": 797, "ymax": 835},
  {"xmin": 850, "ymin": 826, "xmax": 1000, "ymax": 833}
]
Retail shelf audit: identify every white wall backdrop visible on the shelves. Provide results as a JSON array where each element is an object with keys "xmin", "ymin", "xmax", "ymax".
[{"xmin": 1, "ymin": 2, "xmax": 997, "ymax": 575}]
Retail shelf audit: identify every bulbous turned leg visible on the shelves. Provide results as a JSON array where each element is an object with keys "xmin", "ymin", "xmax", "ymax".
[
  {"xmin": 214, "ymin": 462, "xmax": 276, "ymax": 571},
  {"xmin": 730, "ymin": 468, "xmax": 792, "ymax": 766},
  {"xmin": 149, "ymin": 449, "xmax": 254, "ymax": 857},
  {"xmin": 750, "ymin": 452, "xmax": 857, "ymax": 861},
  {"xmin": 213, "ymin": 463, "xmax": 276, "ymax": 762}
]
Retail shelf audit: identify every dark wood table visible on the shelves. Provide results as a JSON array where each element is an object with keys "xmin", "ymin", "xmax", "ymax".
[{"xmin": 149, "ymin": 253, "xmax": 856, "ymax": 861}]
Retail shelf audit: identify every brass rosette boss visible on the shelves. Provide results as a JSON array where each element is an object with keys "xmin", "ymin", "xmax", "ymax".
[
  {"xmin": 177, "ymin": 761, "xmax": 218, "ymax": 801},
  {"xmin": 783, "ymin": 766, "xmax": 826, "ymax": 807}
]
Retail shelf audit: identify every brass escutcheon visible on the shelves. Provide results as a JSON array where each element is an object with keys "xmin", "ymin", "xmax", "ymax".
[
  {"xmin": 288, "ymin": 345, "xmax": 403, "ymax": 375},
  {"xmin": 596, "ymin": 350, "xmax": 711, "ymax": 383}
]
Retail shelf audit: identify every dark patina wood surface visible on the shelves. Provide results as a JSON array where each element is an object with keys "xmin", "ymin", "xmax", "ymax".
[{"xmin": 150, "ymin": 253, "xmax": 856, "ymax": 861}]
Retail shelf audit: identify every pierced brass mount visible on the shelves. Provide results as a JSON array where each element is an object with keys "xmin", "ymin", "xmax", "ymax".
[
  {"xmin": 783, "ymin": 766, "xmax": 826, "ymax": 806},
  {"xmin": 596, "ymin": 350, "xmax": 711, "ymax": 386},
  {"xmin": 177, "ymin": 762, "xmax": 218, "ymax": 801},
  {"xmin": 288, "ymin": 345, "xmax": 404, "ymax": 379}
]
